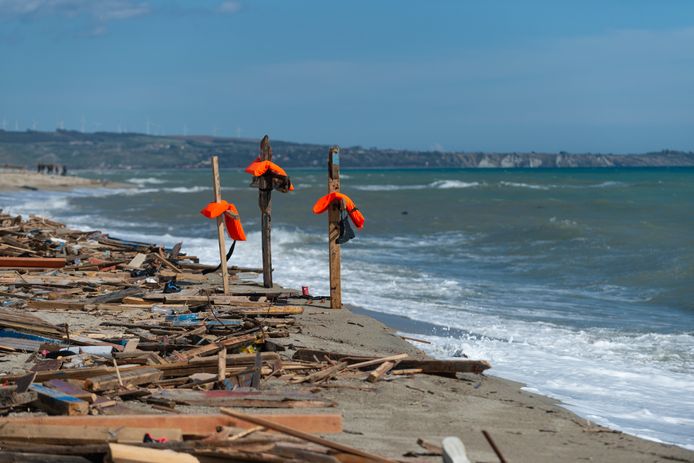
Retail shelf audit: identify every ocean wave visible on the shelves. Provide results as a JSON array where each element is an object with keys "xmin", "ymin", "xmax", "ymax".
[
  {"xmin": 500, "ymin": 181, "xmax": 550, "ymax": 190},
  {"xmin": 499, "ymin": 180, "xmax": 627, "ymax": 190},
  {"xmin": 127, "ymin": 177, "xmax": 166, "ymax": 185},
  {"xmin": 354, "ymin": 180, "xmax": 480, "ymax": 191},
  {"xmin": 162, "ymin": 186, "xmax": 212, "ymax": 193}
]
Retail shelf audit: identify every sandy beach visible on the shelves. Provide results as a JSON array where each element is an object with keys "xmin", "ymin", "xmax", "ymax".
[
  {"xmin": 0, "ymin": 170, "xmax": 127, "ymax": 192},
  {"xmin": 1, "ymin": 284, "xmax": 692, "ymax": 461}
]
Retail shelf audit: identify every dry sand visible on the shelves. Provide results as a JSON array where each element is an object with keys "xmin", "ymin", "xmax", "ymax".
[
  {"xmin": 8, "ymin": 296, "xmax": 693, "ymax": 462},
  {"xmin": 0, "ymin": 170, "xmax": 126, "ymax": 192}
]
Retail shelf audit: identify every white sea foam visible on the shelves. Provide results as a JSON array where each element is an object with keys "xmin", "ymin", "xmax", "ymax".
[
  {"xmin": 127, "ymin": 177, "xmax": 166, "ymax": 185},
  {"xmin": 500, "ymin": 181, "xmax": 550, "ymax": 190},
  {"xmin": 163, "ymin": 186, "xmax": 211, "ymax": 193},
  {"xmin": 354, "ymin": 180, "xmax": 480, "ymax": 191}
]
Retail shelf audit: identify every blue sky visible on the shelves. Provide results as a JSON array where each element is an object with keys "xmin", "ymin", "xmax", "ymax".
[{"xmin": 1, "ymin": 0, "xmax": 693, "ymax": 153}]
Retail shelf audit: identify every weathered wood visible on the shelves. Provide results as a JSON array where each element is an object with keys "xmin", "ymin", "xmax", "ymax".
[
  {"xmin": 0, "ymin": 452, "xmax": 92, "ymax": 463},
  {"xmin": 87, "ymin": 287, "xmax": 143, "ymax": 305},
  {"xmin": 0, "ymin": 257, "xmax": 65, "ymax": 268},
  {"xmin": 26, "ymin": 300, "xmax": 86, "ymax": 311},
  {"xmin": 347, "ymin": 354, "xmax": 408, "ymax": 370},
  {"xmin": 29, "ymin": 384, "xmax": 89, "ymax": 416},
  {"xmin": 217, "ymin": 348, "xmax": 227, "ymax": 381},
  {"xmin": 367, "ymin": 361, "xmax": 396, "ymax": 383},
  {"xmin": 259, "ymin": 135, "xmax": 273, "ymax": 288},
  {"xmin": 328, "ymin": 146, "xmax": 342, "ymax": 309},
  {"xmin": 0, "ymin": 413, "xmax": 343, "ymax": 436},
  {"xmin": 84, "ymin": 367, "xmax": 162, "ymax": 392},
  {"xmin": 210, "ymin": 156, "xmax": 230, "ymax": 295},
  {"xmin": 221, "ymin": 408, "xmax": 394, "ymax": 463},
  {"xmin": 0, "ymin": 423, "xmax": 182, "ymax": 444},
  {"xmin": 151, "ymin": 390, "xmax": 336, "ymax": 408},
  {"xmin": 293, "ymin": 349, "xmax": 491, "ymax": 375},
  {"xmin": 124, "ymin": 253, "xmax": 147, "ymax": 269},
  {"xmin": 109, "ymin": 444, "xmax": 199, "ymax": 463}
]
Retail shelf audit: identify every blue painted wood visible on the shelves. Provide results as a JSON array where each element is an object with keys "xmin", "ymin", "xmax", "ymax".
[{"xmin": 30, "ymin": 384, "xmax": 85, "ymax": 403}]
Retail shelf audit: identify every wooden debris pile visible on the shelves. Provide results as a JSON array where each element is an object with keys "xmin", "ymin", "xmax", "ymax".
[{"xmin": 0, "ymin": 212, "xmax": 491, "ymax": 462}]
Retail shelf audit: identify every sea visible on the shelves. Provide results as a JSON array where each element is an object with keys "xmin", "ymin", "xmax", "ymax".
[{"xmin": 1, "ymin": 167, "xmax": 693, "ymax": 449}]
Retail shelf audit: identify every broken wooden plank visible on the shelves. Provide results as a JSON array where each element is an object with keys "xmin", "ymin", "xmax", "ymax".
[
  {"xmin": 86, "ymin": 287, "xmax": 143, "ymax": 305},
  {"xmin": 109, "ymin": 444, "xmax": 199, "ymax": 463},
  {"xmin": 124, "ymin": 253, "xmax": 147, "ymax": 269},
  {"xmin": 29, "ymin": 384, "xmax": 89, "ymax": 416},
  {"xmin": 293, "ymin": 349, "xmax": 491, "ymax": 375},
  {"xmin": 0, "ymin": 257, "xmax": 65, "ymax": 268},
  {"xmin": 220, "ymin": 408, "xmax": 394, "ymax": 463},
  {"xmin": 0, "ymin": 423, "xmax": 182, "ymax": 444},
  {"xmin": 151, "ymin": 390, "xmax": 336, "ymax": 408},
  {"xmin": 0, "ymin": 413, "xmax": 343, "ymax": 436},
  {"xmin": 367, "ymin": 361, "xmax": 396, "ymax": 383},
  {"xmin": 84, "ymin": 367, "xmax": 162, "ymax": 392}
]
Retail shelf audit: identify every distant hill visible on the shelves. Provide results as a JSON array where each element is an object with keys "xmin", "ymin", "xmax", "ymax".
[{"xmin": 1, "ymin": 129, "xmax": 693, "ymax": 169}]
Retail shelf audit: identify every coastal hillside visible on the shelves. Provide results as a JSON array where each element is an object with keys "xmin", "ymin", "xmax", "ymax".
[{"xmin": 1, "ymin": 129, "xmax": 693, "ymax": 169}]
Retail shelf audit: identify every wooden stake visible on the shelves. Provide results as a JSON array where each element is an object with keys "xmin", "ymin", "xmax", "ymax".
[
  {"xmin": 220, "ymin": 408, "xmax": 396, "ymax": 463},
  {"xmin": 259, "ymin": 135, "xmax": 273, "ymax": 288},
  {"xmin": 217, "ymin": 348, "xmax": 227, "ymax": 382},
  {"xmin": 328, "ymin": 146, "xmax": 341, "ymax": 309},
  {"xmin": 211, "ymin": 156, "xmax": 230, "ymax": 295}
]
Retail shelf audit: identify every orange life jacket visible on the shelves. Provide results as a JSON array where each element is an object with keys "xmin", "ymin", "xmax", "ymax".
[
  {"xmin": 245, "ymin": 158, "xmax": 295, "ymax": 191},
  {"xmin": 200, "ymin": 200, "xmax": 247, "ymax": 241},
  {"xmin": 312, "ymin": 192, "xmax": 365, "ymax": 229}
]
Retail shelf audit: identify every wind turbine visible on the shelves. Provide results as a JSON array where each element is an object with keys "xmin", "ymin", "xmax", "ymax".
[{"xmin": 81, "ymin": 115, "xmax": 86, "ymax": 133}]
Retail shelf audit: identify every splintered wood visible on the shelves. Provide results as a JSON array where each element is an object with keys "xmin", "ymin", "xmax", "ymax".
[{"xmin": 0, "ymin": 211, "xmax": 492, "ymax": 461}]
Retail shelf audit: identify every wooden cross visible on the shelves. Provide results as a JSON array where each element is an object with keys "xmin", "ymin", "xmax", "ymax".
[
  {"xmin": 211, "ymin": 155, "xmax": 230, "ymax": 295},
  {"xmin": 327, "ymin": 146, "xmax": 342, "ymax": 309},
  {"xmin": 258, "ymin": 135, "xmax": 273, "ymax": 288}
]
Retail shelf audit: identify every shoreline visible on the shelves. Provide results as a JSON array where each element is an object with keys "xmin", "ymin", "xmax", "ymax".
[
  {"xmin": 0, "ymin": 170, "xmax": 129, "ymax": 192},
  {"xmin": 0, "ymin": 198, "xmax": 691, "ymax": 459}
]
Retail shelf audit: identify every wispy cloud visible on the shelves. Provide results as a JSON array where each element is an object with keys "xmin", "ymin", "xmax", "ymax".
[
  {"xmin": 218, "ymin": 1, "xmax": 242, "ymax": 15},
  {"xmin": 0, "ymin": 0, "xmax": 150, "ymax": 35}
]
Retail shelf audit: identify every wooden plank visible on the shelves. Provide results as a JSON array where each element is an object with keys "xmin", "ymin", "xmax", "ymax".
[
  {"xmin": 29, "ymin": 384, "xmax": 89, "ymax": 416},
  {"xmin": 0, "ymin": 423, "xmax": 182, "ymax": 444},
  {"xmin": 221, "ymin": 408, "xmax": 394, "ymax": 463},
  {"xmin": 259, "ymin": 135, "xmax": 273, "ymax": 288},
  {"xmin": 211, "ymin": 155, "xmax": 230, "ymax": 295},
  {"xmin": 152, "ymin": 390, "xmax": 336, "ymax": 408},
  {"xmin": 109, "ymin": 444, "xmax": 199, "ymax": 463},
  {"xmin": 124, "ymin": 253, "xmax": 147, "ymax": 269},
  {"xmin": 0, "ymin": 257, "xmax": 65, "ymax": 268},
  {"xmin": 367, "ymin": 361, "xmax": 396, "ymax": 383},
  {"xmin": 84, "ymin": 367, "xmax": 162, "ymax": 392},
  {"xmin": 26, "ymin": 300, "xmax": 86, "ymax": 311},
  {"xmin": 293, "ymin": 349, "xmax": 491, "ymax": 375},
  {"xmin": 86, "ymin": 287, "xmax": 143, "ymax": 305},
  {"xmin": 328, "ymin": 146, "xmax": 342, "ymax": 309},
  {"xmin": 0, "ymin": 413, "xmax": 343, "ymax": 436}
]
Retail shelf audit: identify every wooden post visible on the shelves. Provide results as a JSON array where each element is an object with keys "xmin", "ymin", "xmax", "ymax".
[
  {"xmin": 258, "ymin": 135, "xmax": 273, "ymax": 288},
  {"xmin": 328, "ymin": 146, "xmax": 342, "ymax": 309},
  {"xmin": 211, "ymin": 156, "xmax": 230, "ymax": 295}
]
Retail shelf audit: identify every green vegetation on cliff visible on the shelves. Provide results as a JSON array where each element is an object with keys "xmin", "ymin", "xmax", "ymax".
[{"xmin": 1, "ymin": 129, "xmax": 692, "ymax": 169}]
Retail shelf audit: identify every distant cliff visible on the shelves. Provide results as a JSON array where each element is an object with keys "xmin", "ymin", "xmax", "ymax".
[{"xmin": 1, "ymin": 130, "xmax": 692, "ymax": 169}]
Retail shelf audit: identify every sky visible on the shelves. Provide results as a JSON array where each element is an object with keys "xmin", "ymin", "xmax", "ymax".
[{"xmin": 1, "ymin": 0, "xmax": 693, "ymax": 153}]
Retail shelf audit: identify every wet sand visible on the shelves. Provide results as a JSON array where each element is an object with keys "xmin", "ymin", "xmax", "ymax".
[{"xmin": 9, "ymin": 295, "xmax": 693, "ymax": 462}]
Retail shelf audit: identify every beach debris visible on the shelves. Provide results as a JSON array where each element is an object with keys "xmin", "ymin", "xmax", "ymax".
[
  {"xmin": 442, "ymin": 436, "xmax": 472, "ymax": 463},
  {"xmin": 0, "ymin": 211, "xmax": 492, "ymax": 461}
]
